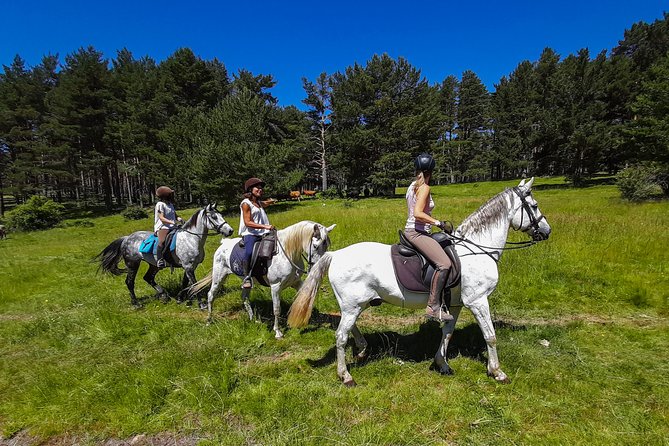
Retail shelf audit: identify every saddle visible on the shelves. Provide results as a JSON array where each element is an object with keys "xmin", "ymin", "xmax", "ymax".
[
  {"xmin": 390, "ymin": 230, "xmax": 462, "ymax": 306},
  {"xmin": 230, "ymin": 234, "xmax": 278, "ymax": 287},
  {"xmin": 138, "ymin": 229, "xmax": 180, "ymax": 266}
]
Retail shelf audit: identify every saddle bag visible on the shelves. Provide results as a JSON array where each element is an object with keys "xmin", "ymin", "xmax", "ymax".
[{"xmin": 257, "ymin": 229, "xmax": 277, "ymax": 260}]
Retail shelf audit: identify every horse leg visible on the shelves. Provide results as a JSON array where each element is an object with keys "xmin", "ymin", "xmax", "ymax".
[
  {"xmin": 144, "ymin": 265, "xmax": 169, "ymax": 303},
  {"xmin": 125, "ymin": 263, "xmax": 141, "ymax": 308},
  {"xmin": 469, "ymin": 300, "xmax": 510, "ymax": 383},
  {"xmin": 176, "ymin": 267, "xmax": 197, "ymax": 305},
  {"xmin": 335, "ymin": 306, "xmax": 364, "ymax": 387},
  {"xmin": 432, "ymin": 306, "xmax": 462, "ymax": 375},
  {"xmin": 351, "ymin": 324, "xmax": 369, "ymax": 361},
  {"xmin": 207, "ymin": 266, "xmax": 228, "ymax": 324},
  {"xmin": 270, "ymin": 283, "xmax": 284, "ymax": 339}
]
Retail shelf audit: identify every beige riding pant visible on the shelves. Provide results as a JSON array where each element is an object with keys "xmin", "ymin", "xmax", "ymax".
[{"xmin": 404, "ymin": 228, "xmax": 452, "ymax": 271}]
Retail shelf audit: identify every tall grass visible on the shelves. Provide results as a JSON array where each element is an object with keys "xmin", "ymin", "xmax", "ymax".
[{"xmin": 0, "ymin": 178, "xmax": 667, "ymax": 444}]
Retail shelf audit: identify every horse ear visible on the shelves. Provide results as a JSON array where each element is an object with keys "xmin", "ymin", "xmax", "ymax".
[
  {"xmin": 519, "ymin": 178, "xmax": 526, "ymax": 187},
  {"xmin": 526, "ymin": 177, "xmax": 535, "ymax": 189},
  {"xmin": 313, "ymin": 224, "xmax": 321, "ymax": 239},
  {"xmin": 212, "ymin": 202, "xmax": 217, "ymax": 209},
  {"xmin": 326, "ymin": 224, "xmax": 336, "ymax": 233}
]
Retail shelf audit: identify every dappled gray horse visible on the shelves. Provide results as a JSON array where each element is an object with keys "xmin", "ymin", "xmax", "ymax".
[{"xmin": 95, "ymin": 204, "xmax": 233, "ymax": 307}]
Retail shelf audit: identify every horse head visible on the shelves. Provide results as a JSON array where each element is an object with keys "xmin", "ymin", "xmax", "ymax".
[
  {"xmin": 204, "ymin": 203, "xmax": 234, "ymax": 237},
  {"xmin": 511, "ymin": 178, "xmax": 551, "ymax": 241},
  {"xmin": 305, "ymin": 223, "xmax": 336, "ymax": 270}
]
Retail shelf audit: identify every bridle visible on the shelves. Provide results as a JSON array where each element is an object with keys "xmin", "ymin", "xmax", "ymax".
[
  {"xmin": 276, "ymin": 229, "xmax": 328, "ymax": 274},
  {"xmin": 452, "ymin": 187, "xmax": 546, "ymax": 262},
  {"xmin": 179, "ymin": 208, "xmax": 230, "ymax": 238},
  {"xmin": 511, "ymin": 187, "xmax": 547, "ymax": 241}
]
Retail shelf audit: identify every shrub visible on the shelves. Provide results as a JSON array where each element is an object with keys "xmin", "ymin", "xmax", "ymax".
[
  {"xmin": 122, "ymin": 206, "xmax": 148, "ymax": 220},
  {"xmin": 5, "ymin": 196, "xmax": 65, "ymax": 231},
  {"xmin": 616, "ymin": 163, "xmax": 665, "ymax": 201},
  {"xmin": 320, "ymin": 187, "xmax": 341, "ymax": 200}
]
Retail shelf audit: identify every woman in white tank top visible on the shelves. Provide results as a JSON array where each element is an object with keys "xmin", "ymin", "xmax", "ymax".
[
  {"xmin": 240, "ymin": 177, "xmax": 277, "ymax": 288},
  {"xmin": 404, "ymin": 153, "xmax": 454, "ymax": 322}
]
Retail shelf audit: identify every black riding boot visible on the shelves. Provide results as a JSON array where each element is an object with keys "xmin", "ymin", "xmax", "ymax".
[
  {"xmin": 156, "ymin": 244, "xmax": 166, "ymax": 268},
  {"xmin": 425, "ymin": 269, "xmax": 453, "ymax": 322},
  {"xmin": 241, "ymin": 260, "xmax": 252, "ymax": 289}
]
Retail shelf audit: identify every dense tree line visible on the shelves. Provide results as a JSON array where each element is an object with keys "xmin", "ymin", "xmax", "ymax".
[{"xmin": 1, "ymin": 14, "xmax": 668, "ymax": 215}]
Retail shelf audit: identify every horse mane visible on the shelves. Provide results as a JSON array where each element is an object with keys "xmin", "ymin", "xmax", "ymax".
[
  {"xmin": 181, "ymin": 209, "xmax": 201, "ymax": 231},
  {"xmin": 457, "ymin": 189, "xmax": 512, "ymax": 237},
  {"xmin": 279, "ymin": 221, "xmax": 319, "ymax": 258}
]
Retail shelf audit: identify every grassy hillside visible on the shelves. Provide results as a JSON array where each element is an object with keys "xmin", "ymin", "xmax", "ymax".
[{"xmin": 0, "ymin": 178, "xmax": 667, "ymax": 445}]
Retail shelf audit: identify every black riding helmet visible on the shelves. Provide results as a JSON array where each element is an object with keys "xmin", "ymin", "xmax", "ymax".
[{"xmin": 414, "ymin": 152, "xmax": 436, "ymax": 172}]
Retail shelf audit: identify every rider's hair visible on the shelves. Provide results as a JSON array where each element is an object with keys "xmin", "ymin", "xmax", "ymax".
[{"xmin": 413, "ymin": 170, "xmax": 431, "ymax": 194}]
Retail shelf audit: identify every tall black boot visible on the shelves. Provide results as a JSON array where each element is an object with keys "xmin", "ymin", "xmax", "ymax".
[
  {"xmin": 425, "ymin": 269, "xmax": 453, "ymax": 322},
  {"xmin": 156, "ymin": 245, "xmax": 166, "ymax": 268},
  {"xmin": 241, "ymin": 260, "xmax": 252, "ymax": 289}
]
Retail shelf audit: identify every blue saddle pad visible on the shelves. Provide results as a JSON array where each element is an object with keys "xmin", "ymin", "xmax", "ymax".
[
  {"xmin": 230, "ymin": 241, "xmax": 245, "ymax": 277},
  {"xmin": 139, "ymin": 232, "xmax": 179, "ymax": 256},
  {"xmin": 139, "ymin": 234, "xmax": 157, "ymax": 254}
]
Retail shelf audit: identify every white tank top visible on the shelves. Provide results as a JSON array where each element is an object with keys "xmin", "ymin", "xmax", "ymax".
[
  {"xmin": 405, "ymin": 181, "xmax": 434, "ymax": 232},
  {"xmin": 239, "ymin": 198, "xmax": 270, "ymax": 236}
]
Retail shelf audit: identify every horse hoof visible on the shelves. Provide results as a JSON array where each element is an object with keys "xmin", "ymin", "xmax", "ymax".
[
  {"xmin": 275, "ymin": 332, "xmax": 284, "ymax": 339},
  {"xmin": 430, "ymin": 362, "xmax": 453, "ymax": 376},
  {"xmin": 343, "ymin": 379, "xmax": 357, "ymax": 388},
  {"xmin": 354, "ymin": 351, "xmax": 368, "ymax": 362},
  {"xmin": 488, "ymin": 372, "xmax": 511, "ymax": 384}
]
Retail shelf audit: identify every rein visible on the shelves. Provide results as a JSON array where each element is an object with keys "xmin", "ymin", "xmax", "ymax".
[
  {"xmin": 451, "ymin": 188, "xmax": 543, "ymax": 262},
  {"xmin": 178, "ymin": 209, "xmax": 228, "ymax": 238},
  {"xmin": 275, "ymin": 232, "xmax": 315, "ymax": 274}
]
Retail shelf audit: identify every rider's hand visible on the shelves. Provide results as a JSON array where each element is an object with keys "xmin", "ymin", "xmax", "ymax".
[
  {"xmin": 437, "ymin": 220, "xmax": 453, "ymax": 234},
  {"xmin": 267, "ymin": 224, "xmax": 275, "ymax": 231}
]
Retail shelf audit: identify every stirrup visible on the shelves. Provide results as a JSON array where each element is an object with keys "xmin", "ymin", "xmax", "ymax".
[
  {"xmin": 425, "ymin": 305, "xmax": 454, "ymax": 322},
  {"xmin": 156, "ymin": 259, "xmax": 166, "ymax": 268},
  {"xmin": 241, "ymin": 276, "xmax": 253, "ymax": 289}
]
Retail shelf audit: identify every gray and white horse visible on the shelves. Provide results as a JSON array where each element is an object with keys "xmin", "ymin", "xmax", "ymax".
[
  {"xmin": 96, "ymin": 204, "xmax": 233, "ymax": 307},
  {"xmin": 188, "ymin": 220, "xmax": 336, "ymax": 338},
  {"xmin": 288, "ymin": 178, "xmax": 551, "ymax": 386}
]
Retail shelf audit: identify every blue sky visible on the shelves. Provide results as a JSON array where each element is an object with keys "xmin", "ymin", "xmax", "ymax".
[{"xmin": 2, "ymin": 1, "xmax": 666, "ymax": 109}]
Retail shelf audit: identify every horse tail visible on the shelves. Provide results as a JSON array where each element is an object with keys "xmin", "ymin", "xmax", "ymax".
[
  {"xmin": 94, "ymin": 237, "xmax": 127, "ymax": 275},
  {"xmin": 288, "ymin": 252, "xmax": 333, "ymax": 329},
  {"xmin": 187, "ymin": 271, "xmax": 213, "ymax": 299}
]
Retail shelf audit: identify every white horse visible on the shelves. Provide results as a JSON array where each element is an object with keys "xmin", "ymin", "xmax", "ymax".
[
  {"xmin": 188, "ymin": 220, "xmax": 336, "ymax": 338},
  {"xmin": 288, "ymin": 178, "xmax": 551, "ymax": 386}
]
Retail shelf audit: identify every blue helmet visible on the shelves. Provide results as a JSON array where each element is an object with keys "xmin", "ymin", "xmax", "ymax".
[{"xmin": 414, "ymin": 153, "xmax": 435, "ymax": 172}]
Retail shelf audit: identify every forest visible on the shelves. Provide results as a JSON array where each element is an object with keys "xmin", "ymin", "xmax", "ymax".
[{"xmin": 1, "ymin": 13, "xmax": 668, "ymax": 214}]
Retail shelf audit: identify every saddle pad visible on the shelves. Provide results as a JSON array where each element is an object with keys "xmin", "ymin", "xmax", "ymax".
[
  {"xmin": 390, "ymin": 244, "xmax": 429, "ymax": 292},
  {"xmin": 390, "ymin": 244, "xmax": 462, "ymax": 294},
  {"xmin": 139, "ymin": 235, "xmax": 157, "ymax": 254},
  {"xmin": 230, "ymin": 240, "xmax": 270, "ymax": 287}
]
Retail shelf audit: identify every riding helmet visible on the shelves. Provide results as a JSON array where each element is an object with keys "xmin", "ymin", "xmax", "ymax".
[
  {"xmin": 156, "ymin": 186, "xmax": 175, "ymax": 199},
  {"xmin": 244, "ymin": 177, "xmax": 266, "ymax": 192},
  {"xmin": 414, "ymin": 153, "xmax": 436, "ymax": 172}
]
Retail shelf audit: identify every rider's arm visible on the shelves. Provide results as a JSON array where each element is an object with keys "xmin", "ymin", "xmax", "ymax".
[
  {"xmin": 157, "ymin": 204, "xmax": 176, "ymax": 226},
  {"xmin": 413, "ymin": 185, "xmax": 441, "ymax": 227},
  {"xmin": 260, "ymin": 198, "xmax": 277, "ymax": 208},
  {"xmin": 242, "ymin": 202, "xmax": 274, "ymax": 230}
]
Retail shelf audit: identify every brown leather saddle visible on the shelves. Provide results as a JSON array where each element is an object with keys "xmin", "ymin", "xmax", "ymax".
[{"xmin": 390, "ymin": 231, "xmax": 461, "ymax": 304}]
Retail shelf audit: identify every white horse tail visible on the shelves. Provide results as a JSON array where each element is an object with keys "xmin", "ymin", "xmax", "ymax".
[
  {"xmin": 95, "ymin": 237, "xmax": 128, "ymax": 276},
  {"xmin": 288, "ymin": 252, "xmax": 333, "ymax": 328},
  {"xmin": 187, "ymin": 271, "xmax": 213, "ymax": 299}
]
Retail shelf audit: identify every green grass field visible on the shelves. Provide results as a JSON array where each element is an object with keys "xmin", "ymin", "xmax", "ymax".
[{"xmin": 1, "ymin": 178, "xmax": 667, "ymax": 445}]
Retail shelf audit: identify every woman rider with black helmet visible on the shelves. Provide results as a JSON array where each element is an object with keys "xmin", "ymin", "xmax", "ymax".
[
  {"xmin": 239, "ymin": 177, "xmax": 277, "ymax": 288},
  {"xmin": 404, "ymin": 153, "xmax": 454, "ymax": 322}
]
